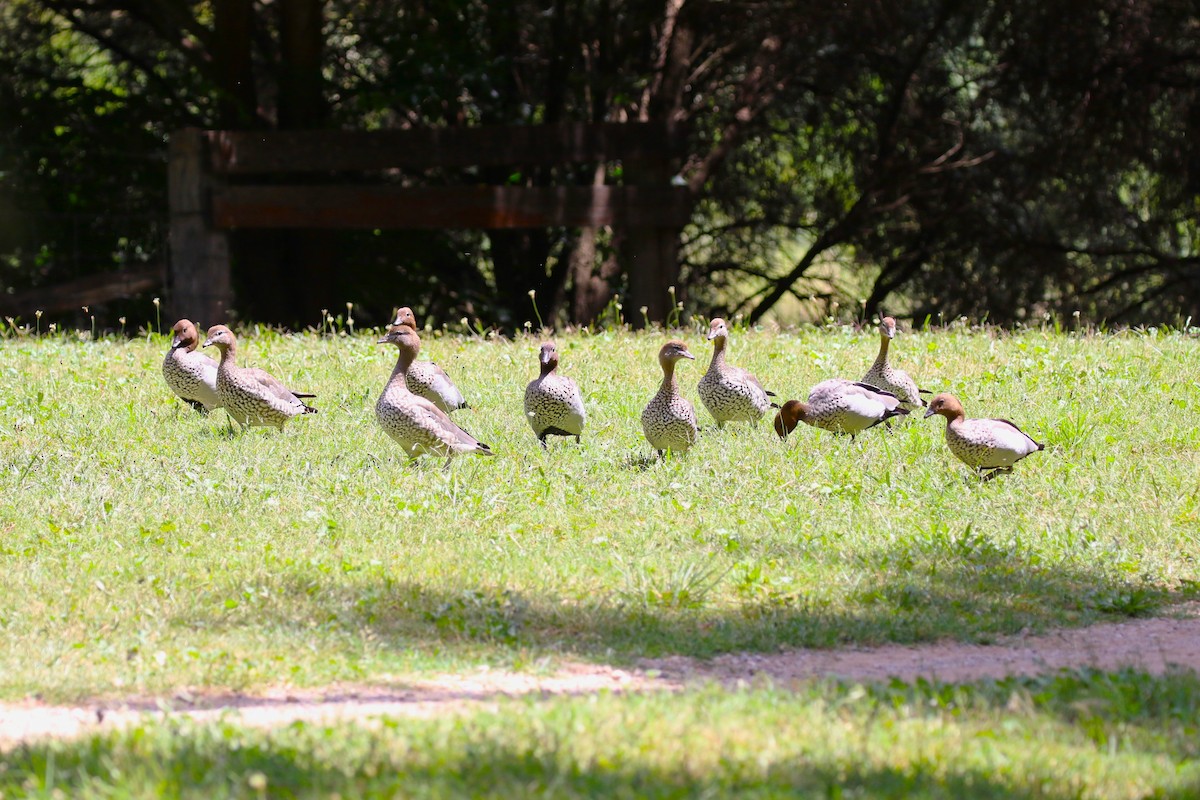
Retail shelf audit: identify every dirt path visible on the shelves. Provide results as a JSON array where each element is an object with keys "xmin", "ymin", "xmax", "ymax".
[{"xmin": 4, "ymin": 605, "xmax": 1199, "ymax": 746}]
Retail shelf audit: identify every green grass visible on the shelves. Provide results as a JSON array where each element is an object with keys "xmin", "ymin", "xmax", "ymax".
[
  {"xmin": 3, "ymin": 670, "xmax": 1200, "ymax": 798},
  {"xmin": 1, "ymin": 323, "xmax": 1198, "ymax": 700}
]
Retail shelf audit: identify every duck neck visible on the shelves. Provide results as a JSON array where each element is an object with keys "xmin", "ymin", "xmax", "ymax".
[
  {"xmin": 708, "ymin": 337, "xmax": 727, "ymax": 371},
  {"xmin": 872, "ymin": 334, "xmax": 891, "ymax": 369},
  {"xmin": 539, "ymin": 361, "xmax": 557, "ymax": 379},
  {"xmin": 659, "ymin": 360, "xmax": 679, "ymax": 394},
  {"xmin": 388, "ymin": 347, "xmax": 416, "ymax": 387},
  {"xmin": 216, "ymin": 343, "xmax": 237, "ymax": 370}
]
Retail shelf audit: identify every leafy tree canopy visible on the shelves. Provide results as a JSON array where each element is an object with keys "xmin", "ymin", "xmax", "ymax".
[{"xmin": 2, "ymin": 0, "xmax": 1197, "ymax": 327}]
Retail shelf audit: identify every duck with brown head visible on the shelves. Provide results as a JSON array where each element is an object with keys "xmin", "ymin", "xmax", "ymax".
[
  {"xmin": 641, "ymin": 340, "xmax": 700, "ymax": 456},
  {"xmin": 923, "ymin": 393, "xmax": 1044, "ymax": 480},
  {"xmin": 389, "ymin": 307, "xmax": 468, "ymax": 413},
  {"xmin": 862, "ymin": 316, "xmax": 925, "ymax": 409},
  {"xmin": 376, "ymin": 323, "xmax": 494, "ymax": 467},
  {"xmin": 773, "ymin": 379, "xmax": 908, "ymax": 441},
  {"xmin": 202, "ymin": 325, "xmax": 317, "ymax": 431},
  {"xmin": 162, "ymin": 319, "xmax": 220, "ymax": 413},
  {"xmin": 697, "ymin": 317, "xmax": 776, "ymax": 428},
  {"xmin": 524, "ymin": 341, "xmax": 586, "ymax": 447}
]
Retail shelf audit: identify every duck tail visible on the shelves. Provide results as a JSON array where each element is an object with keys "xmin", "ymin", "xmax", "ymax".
[{"xmin": 476, "ymin": 441, "xmax": 496, "ymax": 456}]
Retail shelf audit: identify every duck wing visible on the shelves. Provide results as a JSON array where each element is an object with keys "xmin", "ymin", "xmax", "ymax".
[
  {"xmin": 408, "ymin": 394, "xmax": 487, "ymax": 449},
  {"xmin": 427, "ymin": 363, "xmax": 467, "ymax": 409},
  {"xmin": 848, "ymin": 382, "xmax": 901, "ymax": 405},
  {"xmin": 989, "ymin": 418, "xmax": 1045, "ymax": 451},
  {"xmin": 731, "ymin": 365, "xmax": 775, "ymax": 396},
  {"xmin": 242, "ymin": 367, "xmax": 314, "ymax": 407}
]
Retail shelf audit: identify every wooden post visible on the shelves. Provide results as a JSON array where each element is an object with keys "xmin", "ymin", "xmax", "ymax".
[
  {"xmin": 623, "ymin": 131, "xmax": 683, "ymax": 329},
  {"xmin": 168, "ymin": 128, "xmax": 232, "ymax": 326}
]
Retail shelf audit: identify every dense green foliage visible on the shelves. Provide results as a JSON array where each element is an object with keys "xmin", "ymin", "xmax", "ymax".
[
  {"xmin": 3, "ymin": 673, "xmax": 1200, "ymax": 797},
  {"xmin": 1, "ymin": 325, "xmax": 1197, "ymax": 699},
  {"xmin": 1, "ymin": 1, "xmax": 1198, "ymax": 328}
]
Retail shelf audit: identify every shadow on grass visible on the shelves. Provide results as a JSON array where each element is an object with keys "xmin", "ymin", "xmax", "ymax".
[
  {"xmin": 619, "ymin": 452, "xmax": 660, "ymax": 471},
  {"xmin": 175, "ymin": 532, "xmax": 1191, "ymax": 663},
  {"xmin": 6, "ymin": 707, "xmax": 1195, "ymax": 799}
]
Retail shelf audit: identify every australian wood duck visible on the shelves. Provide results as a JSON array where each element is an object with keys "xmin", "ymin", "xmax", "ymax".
[
  {"xmin": 376, "ymin": 324, "xmax": 494, "ymax": 466},
  {"xmin": 641, "ymin": 340, "xmax": 699, "ymax": 456},
  {"xmin": 162, "ymin": 319, "xmax": 220, "ymax": 413},
  {"xmin": 862, "ymin": 316, "xmax": 925, "ymax": 409},
  {"xmin": 390, "ymin": 307, "xmax": 468, "ymax": 413},
  {"xmin": 923, "ymin": 393, "xmax": 1044, "ymax": 479},
  {"xmin": 774, "ymin": 379, "xmax": 908, "ymax": 440},
  {"xmin": 697, "ymin": 317, "xmax": 776, "ymax": 427},
  {"xmin": 202, "ymin": 325, "xmax": 316, "ymax": 431},
  {"xmin": 524, "ymin": 341, "xmax": 586, "ymax": 446}
]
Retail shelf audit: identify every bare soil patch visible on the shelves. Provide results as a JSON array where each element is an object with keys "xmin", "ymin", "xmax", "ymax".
[
  {"xmin": 3, "ymin": 605, "xmax": 1198, "ymax": 746},
  {"xmin": 645, "ymin": 602, "xmax": 1200, "ymax": 686}
]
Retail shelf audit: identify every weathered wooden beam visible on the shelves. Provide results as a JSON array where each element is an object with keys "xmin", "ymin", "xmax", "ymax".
[
  {"xmin": 168, "ymin": 128, "xmax": 233, "ymax": 325},
  {"xmin": 0, "ymin": 265, "xmax": 163, "ymax": 317},
  {"xmin": 211, "ymin": 185, "xmax": 692, "ymax": 230},
  {"xmin": 208, "ymin": 122, "xmax": 685, "ymax": 174}
]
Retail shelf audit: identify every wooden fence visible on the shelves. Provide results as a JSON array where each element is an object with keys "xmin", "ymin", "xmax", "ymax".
[{"xmin": 168, "ymin": 122, "xmax": 692, "ymax": 325}]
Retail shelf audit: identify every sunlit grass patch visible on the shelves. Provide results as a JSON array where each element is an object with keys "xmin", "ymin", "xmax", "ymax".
[
  {"xmin": 3, "ymin": 670, "xmax": 1199, "ymax": 798},
  {"xmin": 0, "ymin": 324, "xmax": 1197, "ymax": 699}
]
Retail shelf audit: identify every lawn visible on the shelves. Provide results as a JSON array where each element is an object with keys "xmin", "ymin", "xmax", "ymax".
[
  {"xmin": 4, "ymin": 672, "xmax": 1200, "ymax": 798},
  {"xmin": 2, "ymin": 321, "xmax": 1198, "ymax": 698},
  {"xmin": 3, "ymin": 319, "xmax": 1199, "ymax": 796}
]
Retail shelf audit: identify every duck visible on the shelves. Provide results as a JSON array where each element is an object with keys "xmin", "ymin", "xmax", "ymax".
[
  {"xmin": 202, "ymin": 325, "xmax": 317, "ymax": 431},
  {"xmin": 376, "ymin": 323, "xmax": 494, "ymax": 466},
  {"xmin": 697, "ymin": 317, "xmax": 776, "ymax": 427},
  {"xmin": 162, "ymin": 319, "xmax": 220, "ymax": 413},
  {"xmin": 641, "ymin": 340, "xmax": 700, "ymax": 456},
  {"xmin": 524, "ymin": 341, "xmax": 586, "ymax": 446},
  {"xmin": 923, "ymin": 393, "xmax": 1044, "ymax": 479},
  {"xmin": 389, "ymin": 307, "xmax": 468, "ymax": 413},
  {"xmin": 773, "ymin": 379, "xmax": 908, "ymax": 439},
  {"xmin": 862, "ymin": 316, "xmax": 925, "ymax": 409}
]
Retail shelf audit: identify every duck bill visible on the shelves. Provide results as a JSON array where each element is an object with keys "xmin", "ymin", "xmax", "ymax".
[
  {"xmin": 922, "ymin": 407, "xmax": 936, "ymax": 418},
  {"xmin": 171, "ymin": 336, "xmax": 184, "ymax": 349},
  {"xmin": 202, "ymin": 338, "xmax": 215, "ymax": 348}
]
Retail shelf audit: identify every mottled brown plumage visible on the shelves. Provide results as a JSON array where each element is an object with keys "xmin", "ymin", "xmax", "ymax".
[
  {"xmin": 697, "ymin": 317, "xmax": 775, "ymax": 427},
  {"xmin": 773, "ymin": 379, "xmax": 907, "ymax": 440},
  {"xmin": 162, "ymin": 319, "xmax": 219, "ymax": 413},
  {"xmin": 641, "ymin": 340, "xmax": 699, "ymax": 456},
  {"xmin": 524, "ymin": 341, "xmax": 586, "ymax": 446},
  {"xmin": 924, "ymin": 393, "xmax": 1044, "ymax": 479},
  {"xmin": 862, "ymin": 316, "xmax": 925, "ymax": 409},
  {"xmin": 202, "ymin": 325, "xmax": 316, "ymax": 431},
  {"xmin": 390, "ymin": 307, "xmax": 468, "ymax": 413},
  {"xmin": 376, "ymin": 324, "xmax": 494, "ymax": 466}
]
